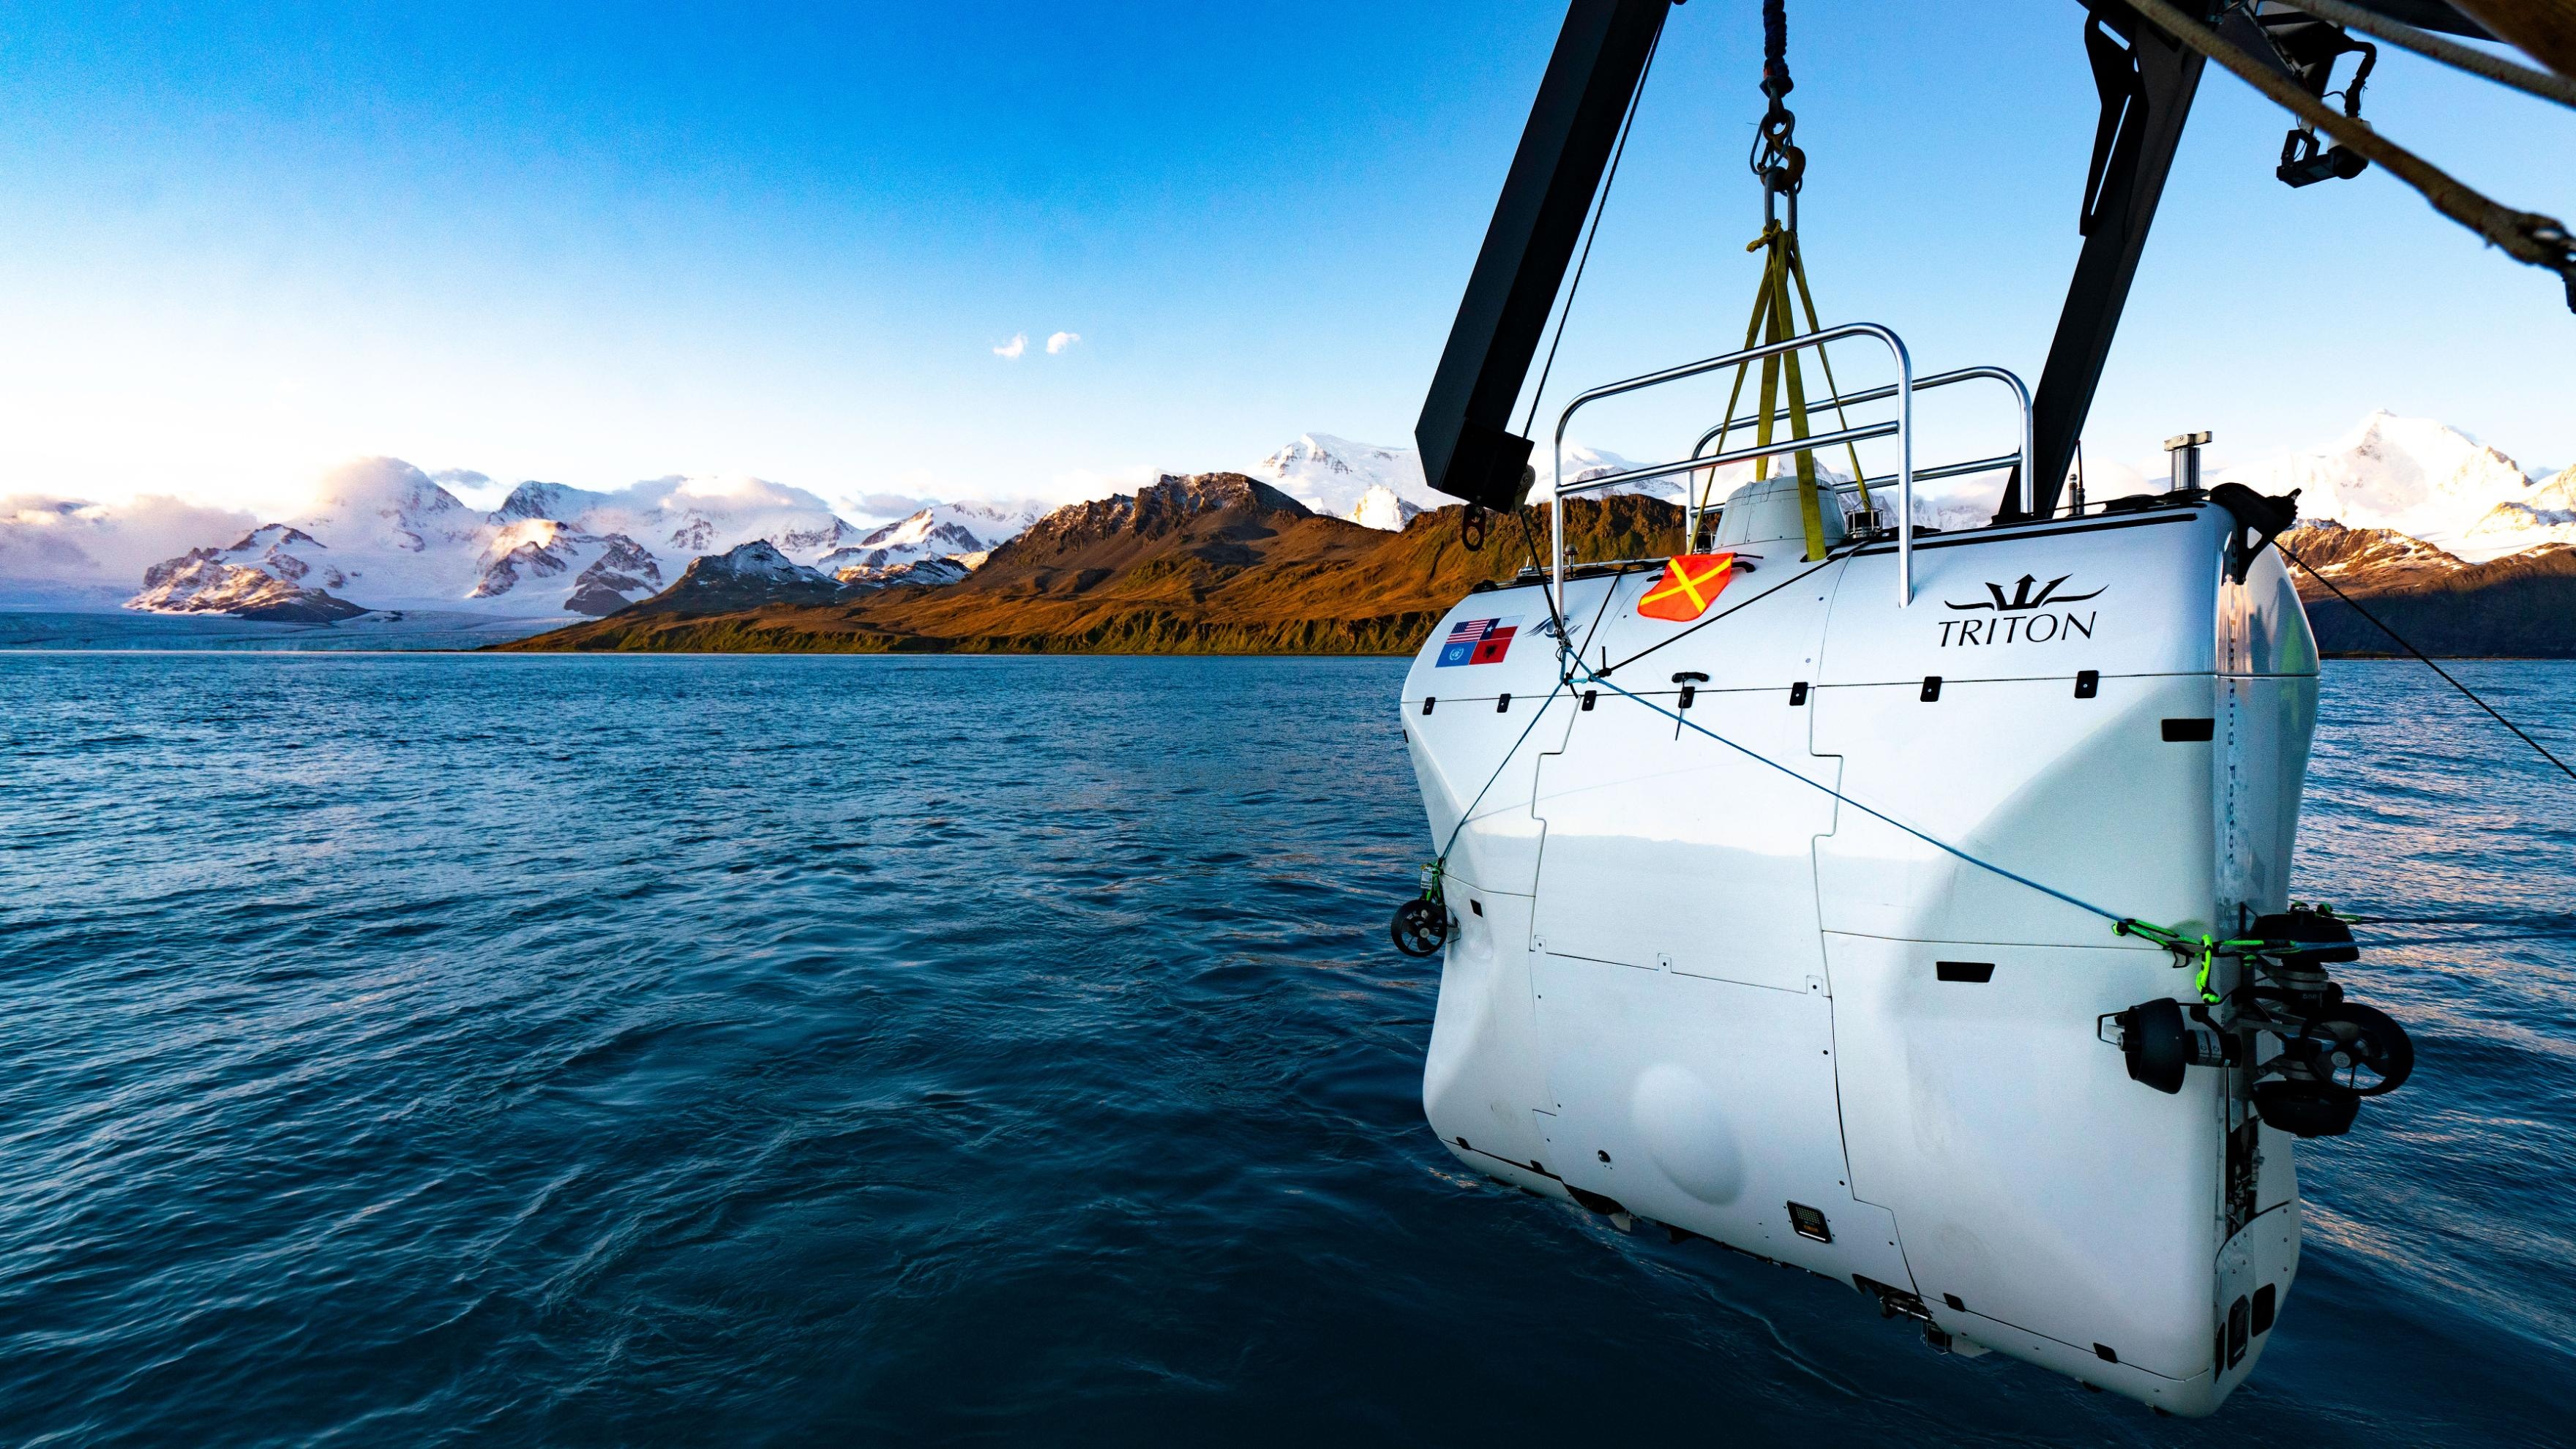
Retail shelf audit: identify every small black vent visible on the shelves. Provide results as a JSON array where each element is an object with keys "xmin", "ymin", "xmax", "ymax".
[
  {"xmin": 2250, "ymin": 1283, "xmax": 2277, "ymax": 1337},
  {"xmin": 1920, "ymin": 675, "xmax": 1942, "ymax": 702},
  {"xmin": 1936, "ymin": 961, "xmax": 1996, "ymax": 983},
  {"xmin": 2075, "ymin": 669, "xmax": 2100, "ymax": 699},
  {"xmin": 2227, "ymin": 1295, "xmax": 2250, "ymax": 1367},
  {"xmin": 1677, "ymin": 685, "xmax": 1696, "ymax": 709},
  {"xmin": 1786, "ymin": 1202, "xmax": 1832, "ymax": 1242},
  {"xmin": 1497, "ymin": 692, "xmax": 1511, "ymax": 714},
  {"xmin": 1790, "ymin": 681, "xmax": 1809, "ymax": 706},
  {"xmin": 2094, "ymin": 1342, "xmax": 2119, "ymax": 1364},
  {"xmin": 1942, "ymin": 1293, "xmax": 1966, "ymax": 1312},
  {"xmin": 1468, "ymin": 899, "xmax": 1483, "ymax": 916},
  {"xmin": 2163, "ymin": 716, "xmax": 2216, "ymax": 741},
  {"xmin": 1422, "ymin": 697, "xmax": 1436, "ymax": 715},
  {"xmin": 1581, "ymin": 689, "xmax": 1598, "ymax": 711}
]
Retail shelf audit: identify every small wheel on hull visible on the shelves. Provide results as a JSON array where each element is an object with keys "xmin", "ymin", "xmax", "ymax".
[
  {"xmin": 2288, "ymin": 1001, "xmax": 2414, "ymax": 1096},
  {"xmin": 1390, "ymin": 897, "xmax": 1450, "ymax": 957}
]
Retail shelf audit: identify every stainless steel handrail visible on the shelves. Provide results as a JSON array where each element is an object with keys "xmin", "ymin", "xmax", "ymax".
[
  {"xmin": 1558, "ymin": 419, "xmax": 1900, "ymax": 498},
  {"xmin": 1856, "ymin": 452, "xmax": 2025, "ymax": 489},
  {"xmin": 1551, "ymin": 323, "xmax": 1915, "ymax": 621},
  {"xmin": 1682, "ymin": 364, "xmax": 2032, "ymax": 547}
]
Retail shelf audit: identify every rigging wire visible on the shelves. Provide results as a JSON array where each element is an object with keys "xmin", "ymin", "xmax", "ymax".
[
  {"xmin": 1598, "ymin": 549, "xmax": 1843, "ymax": 676},
  {"xmin": 1514, "ymin": 506, "xmax": 1575, "ymax": 648},
  {"xmin": 2127, "ymin": 0, "xmax": 2576, "ymax": 310},
  {"xmin": 1426, "ymin": 673, "xmax": 1571, "ymax": 869},
  {"xmin": 1417, "ymin": 572, "xmax": 2575, "ymax": 967},
  {"xmin": 1572, "ymin": 558, "xmax": 1650, "ymax": 664},
  {"xmin": 2278, "ymin": 541, "xmax": 2576, "ymax": 783},
  {"xmin": 1564, "ymin": 664, "xmax": 2576, "ymax": 976},
  {"xmin": 1567, "ymin": 661, "xmax": 2130, "ymax": 926},
  {"xmin": 2274, "ymin": 0, "xmax": 2576, "ymax": 111}
]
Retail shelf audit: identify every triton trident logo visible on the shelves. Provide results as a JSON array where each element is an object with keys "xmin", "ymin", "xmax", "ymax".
[
  {"xmin": 1938, "ymin": 573, "xmax": 2103, "ymax": 648},
  {"xmin": 1944, "ymin": 574, "xmax": 2105, "ymax": 613}
]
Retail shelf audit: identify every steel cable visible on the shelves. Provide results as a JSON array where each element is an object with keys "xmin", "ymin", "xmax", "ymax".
[{"xmin": 2280, "ymin": 541, "xmax": 2575, "ymax": 782}]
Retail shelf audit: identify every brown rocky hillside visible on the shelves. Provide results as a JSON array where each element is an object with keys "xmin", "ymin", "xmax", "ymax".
[
  {"xmin": 495, "ymin": 473, "xmax": 1685, "ymax": 655},
  {"xmin": 2283, "ymin": 523, "xmax": 2576, "ymax": 658}
]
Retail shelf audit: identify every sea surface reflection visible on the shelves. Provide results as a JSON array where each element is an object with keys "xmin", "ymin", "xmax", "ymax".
[{"xmin": 0, "ymin": 654, "xmax": 2566, "ymax": 1445}]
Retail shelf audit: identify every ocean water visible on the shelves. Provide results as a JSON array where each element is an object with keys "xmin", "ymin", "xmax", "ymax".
[{"xmin": 0, "ymin": 653, "xmax": 2568, "ymax": 1446}]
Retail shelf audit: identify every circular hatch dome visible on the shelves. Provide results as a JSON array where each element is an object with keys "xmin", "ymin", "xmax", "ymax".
[{"xmin": 1707, "ymin": 471, "xmax": 1854, "ymax": 553}]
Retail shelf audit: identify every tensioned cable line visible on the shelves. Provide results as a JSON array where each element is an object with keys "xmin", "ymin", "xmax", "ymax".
[
  {"xmin": 2277, "ymin": 0, "xmax": 2576, "ymax": 111},
  {"xmin": 1519, "ymin": 17, "xmax": 1667, "ymax": 439},
  {"xmin": 1598, "ymin": 550, "xmax": 1843, "ymax": 675},
  {"xmin": 1414, "ymin": 609, "xmax": 2576, "ymax": 962},
  {"xmin": 1427, "ymin": 675, "xmax": 1572, "ymax": 868},
  {"xmin": 1565, "ymin": 660, "xmax": 2131, "ymax": 925},
  {"xmin": 2128, "ymin": 0, "xmax": 2576, "ymax": 308},
  {"xmin": 2279, "ymin": 541, "xmax": 2576, "ymax": 783}
]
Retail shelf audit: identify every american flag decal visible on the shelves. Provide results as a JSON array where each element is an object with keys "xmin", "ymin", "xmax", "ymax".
[{"xmin": 1436, "ymin": 616, "xmax": 1520, "ymax": 667}]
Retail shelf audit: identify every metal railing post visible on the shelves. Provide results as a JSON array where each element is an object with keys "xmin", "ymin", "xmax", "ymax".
[
  {"xmin": 1546, "ymin": 325, "xmax": 2026, "ymax": 613},
  {"xmin": 1550, "ymin": 447, "xmax": 1566, "ymax": 648},
  {"xmin": 1895, "ymin": 337, "xmax": 1916, "ymax": 607}
]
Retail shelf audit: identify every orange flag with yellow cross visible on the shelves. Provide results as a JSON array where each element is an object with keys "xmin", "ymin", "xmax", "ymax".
[{"xmin": 1636, "ymin": 553, "xmax": 1737, "ymax": 622}]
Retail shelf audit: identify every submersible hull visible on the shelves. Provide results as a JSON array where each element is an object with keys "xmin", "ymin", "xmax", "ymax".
[{"xmin": 1403, "ymin": 491, "xmax": 2318, "ymax": 1415}]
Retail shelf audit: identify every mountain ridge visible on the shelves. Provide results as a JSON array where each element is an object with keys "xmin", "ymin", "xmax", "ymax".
[
  {"xmin": 495, "ymin": 479, "xmax": 1688, "ymax": 655},
  {"xmin": 2281, "ymin": 523, "xmax": 2576, "ymax": 657},
  {"xmin": 6, "ymin": 413, "xmax": 2571, "ymax": 651}
]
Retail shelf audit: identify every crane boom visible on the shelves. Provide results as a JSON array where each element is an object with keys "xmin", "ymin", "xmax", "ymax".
[
  {"xmin": 1412, "ymin": 0, "xmax": 1671, "ymax": 513},
  {"xmin": 1418, "ymin": 1, "xmax": 2509, "ymax": 518}
]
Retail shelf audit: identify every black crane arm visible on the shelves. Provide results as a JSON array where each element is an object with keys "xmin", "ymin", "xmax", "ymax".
[
  {"xmin": 2026, "ymin": 0, "xmax": 2497, "ymax": 515},
  {"xmin": 1413, "ymin": 0, "xmax": 1674, "ymax": 512}
]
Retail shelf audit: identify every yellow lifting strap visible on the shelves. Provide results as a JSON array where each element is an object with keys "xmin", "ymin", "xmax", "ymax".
[{"xmin": 1696, "ymin": 222, "xmax": 1871, "ymax": 562}]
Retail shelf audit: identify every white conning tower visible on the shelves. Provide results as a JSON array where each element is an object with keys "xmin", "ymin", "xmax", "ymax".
[{"xmin": 1703, "ymin": 470, "xmax": 1852, "ymax": 553}]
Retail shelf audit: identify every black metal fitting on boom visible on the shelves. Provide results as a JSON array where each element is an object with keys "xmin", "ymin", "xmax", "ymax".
[
  {"xmin": 2214, "ymin": 5, "xmax": 2381, "ymax": 186},
  {"xmin": 2025, "ymin": 1, "xmax": 2210, "ymax": 520}
]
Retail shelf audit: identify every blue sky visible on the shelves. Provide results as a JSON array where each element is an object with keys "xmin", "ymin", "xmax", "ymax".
[{"xmin": 1, "ymin": 0, "xmax": 2569, "ymax": 517}]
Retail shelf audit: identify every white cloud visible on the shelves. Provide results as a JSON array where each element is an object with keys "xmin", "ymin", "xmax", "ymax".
[
  {"xmin": 1046, "ymin": 331, "xmax": 1082, "ymax": 355},
  {"xmin": 992, "ymin": 333, "xmax": 1027, "ymax": 360},
  {"xmin": 0, "ymin": 493, "xmax": 259, "ymax": 587},
  {"xmin": 848, "ymin": 490, "xmax": 934, "ymax": 520}
]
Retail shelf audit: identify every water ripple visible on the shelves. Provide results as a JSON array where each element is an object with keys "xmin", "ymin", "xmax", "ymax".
[{"xmin": 0, "ymin": 654, "xmax": 2567, "ymax": 1445}]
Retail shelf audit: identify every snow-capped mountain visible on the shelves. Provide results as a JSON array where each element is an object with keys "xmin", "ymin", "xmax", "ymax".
[
  {"xmin": 105, "ymin": 459, "xmax": 913, "ymax": 619},
  {"xmin": 478, "ymin": 473, "xmax": 866, "ymax": 568},
  {"xmin": 620, "ymin": 540, "xmax": 851, "ymax": 617},
  {"xmin": 84, "ymin": 457, "xmax": 1049, "ymax": 620},
  {"xmin": 127, "ymin": 525, "xmax": 371, "ymax": 623},
  {"xmin": 2216, "ymin": 411, "xmax": 2569, "ymax": 563},
  {"xmin": 16, "ymin": 411, "xmax": 2569, "ymax": 624},
  {"xmin": 1249, "ymin": 414, "xmax": 2576, "ymax": 555},
  {"xmin": 815, "ymin": 500, "xmax": 1047, "ymax": 575},
  {"xmin": 474, "ymin": 519, "xmax": 664, "ymax": 616},
  {"xmin": 1252, "ymin": 435, "xmax": 1434, "ymax": 528},
  {"xmin": 1250, "ymin": 433, "xmax": 1649, "ymax": 530}
]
